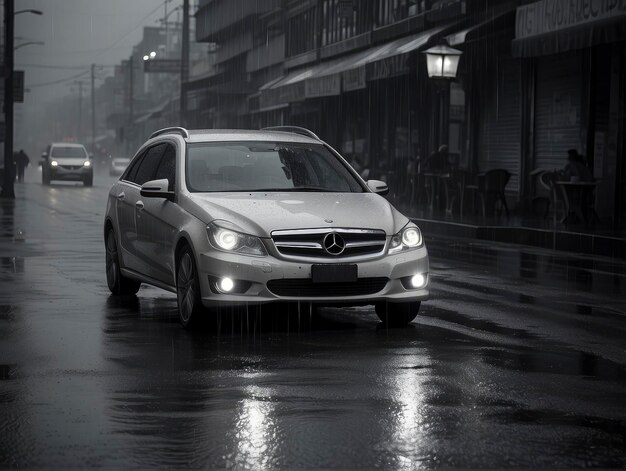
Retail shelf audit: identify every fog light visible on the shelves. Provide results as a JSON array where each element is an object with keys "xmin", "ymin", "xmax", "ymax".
[
  {"xmin": 219, "ymin": 277, "xmax": 234, "ymax": 292},
  {"xmin": 411, "ymin": 273, "xmax": 426, "ymax": 288}
]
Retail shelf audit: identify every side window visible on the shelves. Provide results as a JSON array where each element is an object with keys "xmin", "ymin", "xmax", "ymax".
[
  {"xmin": 154, "ymin": 144, "xmax": 176, "ymax": 191},
  {"xmin": 123, "ymin": 152, "xmax": 146, "ymax": 183},
  {"xmin": 132, "ymin": 144, "xmax": 166, "ymax": 185}
]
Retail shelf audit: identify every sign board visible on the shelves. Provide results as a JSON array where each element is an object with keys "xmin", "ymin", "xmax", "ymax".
[
  {"xmin": 343, "ymin": 67, "xmax": 366, "ymax": 91},
  {"xmin": 367, "ymin": 54, "xmax": 410, "ymax": 81},
  {"xmin": 14, "ymin": 71, "xmax": 24, "ymax": 103},
  {"xmin": 0, "ymin": 71, "xmax": 25, "ymax": 102},
  {"xmin": 143, "ymin": 59, "xmax": 181, "ymax": 74},
  {"xmin": 516, "ymin": 0, "xmax": 626, "ymax": 39},
  {"xmin": 305, "ymin": 74, "xmax": 341, "ymax": 98}
]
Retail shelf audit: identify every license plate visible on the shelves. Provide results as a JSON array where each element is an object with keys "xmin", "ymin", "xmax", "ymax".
[{"xmin": 311, "ymin": 264, "xmax": 357, "ymax": 283}]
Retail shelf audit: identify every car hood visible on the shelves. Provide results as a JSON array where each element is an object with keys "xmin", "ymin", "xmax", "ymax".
[{"xmin": 186, "ymin": 192, "xmax": 409, "ymax": 237}]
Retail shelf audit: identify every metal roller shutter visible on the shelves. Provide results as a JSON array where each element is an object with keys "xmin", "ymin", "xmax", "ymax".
[
  {"xmin": 478, "ymin": 57, "xmax": 522, "ymax": 193},
  {"xmin": 534, "ymin": 53, "xmax": 583, "ymax": 172}
]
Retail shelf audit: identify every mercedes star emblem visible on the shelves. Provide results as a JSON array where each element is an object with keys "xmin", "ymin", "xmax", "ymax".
[{"xmin": 323, "ymin": 232, "xmax": 346, "ymax": 255}]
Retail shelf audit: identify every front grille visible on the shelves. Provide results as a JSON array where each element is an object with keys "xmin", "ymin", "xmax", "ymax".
[
  {"xmin": 60, "ymin": 165, "xmax": 83, "ymax": 170},
  {"xmin": 267, "ymin": 277, "xmax": 388, "ymax": 297},
  {"xmin": 272, "ymin": 228, "xmax": 386, "ymax": 259}
]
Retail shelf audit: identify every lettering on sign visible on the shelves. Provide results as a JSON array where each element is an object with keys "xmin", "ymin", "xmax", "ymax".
[{"xmin": 516, "ymin": 0, "xmax": 626, "ymax": 39}]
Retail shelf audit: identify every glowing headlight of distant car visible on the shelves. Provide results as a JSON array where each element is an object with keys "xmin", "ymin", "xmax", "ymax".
[
  {"xmin": 389, "ymin": 224, "xmax": 423, "ymax": 254},
  {"xmin": 51, "ymin": 160, "xmax": 58, "ymax": 167},
  {"xmin": 207, "ymin": 221, "xmax": 267, "ymax": 256},
  {"xmin": 83, "ymin": 160, "xmax": 91, "ymax": 167}
]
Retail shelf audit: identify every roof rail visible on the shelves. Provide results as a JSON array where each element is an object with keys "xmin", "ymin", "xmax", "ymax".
[
  {"xmin": 150, "ymin": 127, "xmax": 190, "ymax": 140},
  {"xmin": 261, "ymin": 126, "xmax": 320, "ymax": 141}
]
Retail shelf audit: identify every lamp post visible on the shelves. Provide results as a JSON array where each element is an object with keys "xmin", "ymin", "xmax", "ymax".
[
  {"xmin": 2, "ymin": 2, "xmax": 43, "ymax": 199},
  {"xmin": 423, "ymin": 44, "xmax": 463, "ymax": 151}
]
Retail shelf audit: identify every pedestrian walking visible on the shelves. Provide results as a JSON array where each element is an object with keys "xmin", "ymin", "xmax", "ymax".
[{"xmin": 14, "ymin": 149, "xmax": 30, "ymax": 183}]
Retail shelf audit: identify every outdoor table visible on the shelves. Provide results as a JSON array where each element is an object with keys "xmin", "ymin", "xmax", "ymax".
[{"xmin": 555, "ymin": 180, "xmax": 599, "ymax": 224}]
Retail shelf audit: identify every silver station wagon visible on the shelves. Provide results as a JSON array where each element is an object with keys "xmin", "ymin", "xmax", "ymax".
[{"xmin": 104, "ymin": 127, "xmax": 429, "ymax": 327}]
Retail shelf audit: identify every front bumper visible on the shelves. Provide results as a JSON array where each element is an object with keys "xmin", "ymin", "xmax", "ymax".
[
  {"xmin": 197, "ymin": 246, "xmax": 429, "ymax": 307},
  {"xmin": 49, "ymin": 166, "xmax": 92, "ymax": 181}
]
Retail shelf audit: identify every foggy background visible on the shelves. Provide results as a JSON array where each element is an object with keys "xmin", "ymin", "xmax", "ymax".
[{"xmin": 15, "ymin": 0, "xmax": 169, "ymax": 156}]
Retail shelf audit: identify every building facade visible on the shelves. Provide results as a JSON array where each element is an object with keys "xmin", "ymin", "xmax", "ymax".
[{"xmin": 189, "ymin": 0, "xmax": 626, "ymax": 226}]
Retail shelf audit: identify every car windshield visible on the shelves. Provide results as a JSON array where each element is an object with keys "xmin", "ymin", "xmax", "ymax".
[
  {"xmin": 51, "ymin": 146, "xmax": 87, "ymax": 158},
  {"xmin": 186, "ymin": 142, "xmax": 364, "ymax": 193}
]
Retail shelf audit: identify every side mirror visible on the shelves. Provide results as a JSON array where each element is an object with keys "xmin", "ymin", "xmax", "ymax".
[
  {"xmin": 42, "ymin": 152, "xmax": 48, "ymax": 159},
  {"xmin": 140, "ymin": 178, "xmax": 174, "ymax": 201},
  {"xmin": 367, "ymin": 179, "xmax": 389, "ymax": 195}
]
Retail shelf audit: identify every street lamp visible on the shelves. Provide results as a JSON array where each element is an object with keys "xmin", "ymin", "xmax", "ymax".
[
  {"xmin": 2, "ymin": 1, "xmax": 43, "ymax": 199},
  {"xmin": 423, "ymin": 44, "xmax": 463, "ymax": 159},
  {"xmin": 423, "ymin": 44, "xmax": 463, "ymax": 79}
]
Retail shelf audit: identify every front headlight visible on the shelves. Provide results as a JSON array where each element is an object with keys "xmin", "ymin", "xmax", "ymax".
[
  {"xmin": 207, "ymin": 221, "xmax": 267, "ymax": 256},
  {"xmin": 389, "ymin": 224, "xmax": 423, "ymax": 254},
  {"xmin": 50, "ymin": 160, "xmax": 58, "ymax": 167},
  {"xmin": 84, "ymin": 160, "xmax": 91, "ymax": 167}
]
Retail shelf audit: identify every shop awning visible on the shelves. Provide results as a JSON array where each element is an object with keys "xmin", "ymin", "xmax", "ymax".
[
  {"xmin": 445, "ymin": 7, "xmax": 517, "ymax": 46},
  {"xmin": 512, "ymin": 15, "xmax": 626, "ymax": 57},
  {"xmin": 511, "ymin": 0, "xmax": 626, "ymax": 57},
  {"xmin": 259, "ymin": 22, "xmax": 455, "ymax": 106}
]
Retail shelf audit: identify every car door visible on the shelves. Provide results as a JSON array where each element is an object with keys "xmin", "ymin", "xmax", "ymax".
[
  {"xmin": 136, "ymin": 143, "xmax": 180, "ymax": 285},
  {"xmin": 115, "ymin": 150, "xmax": 147, "ymax": 273},
  {"xmin": 130, "ymin": 144, "xmax": 167, "ymax": 278}
]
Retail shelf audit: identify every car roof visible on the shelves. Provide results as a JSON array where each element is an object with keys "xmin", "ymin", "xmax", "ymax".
[
  {"xmin": 170, "ymin": 129, "xmax": 321, "ymax": 145},
  {"xmin": 50, "ymin": 142, "xmax": 87, "ymax": 148}
]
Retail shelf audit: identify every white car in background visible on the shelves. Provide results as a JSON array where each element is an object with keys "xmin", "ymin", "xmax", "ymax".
[
  {"xmin": 104, "ymin": 127, "xmax": 429, "ymax": 328},
  {"xmin": 109, "ymin": 157, "xmax": 130, "ymax": 176},
  {"xmin": 42, "ymin": 142, "xmax": 93, "ymax": 186}
]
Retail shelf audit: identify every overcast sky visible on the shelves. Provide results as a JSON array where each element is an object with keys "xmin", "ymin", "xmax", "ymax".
[{"xmin": 15, "ymin": 0, "xmax": 175, "ymax": 102}]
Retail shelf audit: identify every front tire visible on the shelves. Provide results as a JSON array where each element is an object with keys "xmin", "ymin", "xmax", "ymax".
[
  {"xmin": 176, "ymin": 246, "xmax": 204, "ymax": 329},
  {"xmin": 83, "ymin": 174, "xmax": 93, "ymax": 186},
  {"xmin": 375, "ymin": 301, "xmax": 420, "ymax": 327},
  {"xmin": 42, "ymin": 168, "xmax": 50, "ymax": 185},
  {"xmin": 105, "ymin": 229, "xmax": 141, "ymax": 295}
]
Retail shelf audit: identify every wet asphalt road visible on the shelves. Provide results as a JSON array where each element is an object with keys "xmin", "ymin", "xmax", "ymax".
[{"xmin": 1, "ymin": 168, "xmax": 625, "ymax": 468}]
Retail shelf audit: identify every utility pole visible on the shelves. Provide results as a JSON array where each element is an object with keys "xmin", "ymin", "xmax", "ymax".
[
  {"xmin": 2, "ymin": 0, "xmax": 15, "ymax": 198},
  {"xmin": 129, "ymin": 55, "xmax": 134, "ymax": 124},
  {"xmin": 76, "ymin": 80, "xmax": 84, "ymax": 142},
  {"xmin": 91, "ymin": 64, "xmax": 96, "ymax": 155},
  {"xmin": 180, "ymin": 0, "xmax": 189, "ymax": 125}
]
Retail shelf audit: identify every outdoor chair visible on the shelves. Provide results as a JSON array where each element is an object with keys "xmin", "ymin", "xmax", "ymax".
[
  {"xmin": 539, "ymin": 170, "xmax": 566, "ymax": 225},
  {"xmin": 471, "ymin": 169, "xmax": 511, "ymax": 219}
]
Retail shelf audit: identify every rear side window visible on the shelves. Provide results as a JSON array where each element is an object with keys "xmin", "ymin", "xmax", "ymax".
[
  {"xmin": 127, "ymin": 144, "xmax": 166, "ymax": 185},
  {"xmin": 154, "ymin": 144, "xmax": 176, "ymax": 191}
]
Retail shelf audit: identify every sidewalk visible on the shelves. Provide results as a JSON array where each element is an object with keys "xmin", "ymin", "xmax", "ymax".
[{"xmin": 403, "ymin": 205, "xmax": 625, "ymax": 259}]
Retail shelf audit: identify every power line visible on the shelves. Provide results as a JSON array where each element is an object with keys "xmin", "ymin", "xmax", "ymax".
[
  {"xmin": 16, "ymin": 63, "xmax": 89, "ymax": 70},
  {"xmin": 28, "ymin": 69, "xmax": 90, "ymax": 88}
]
